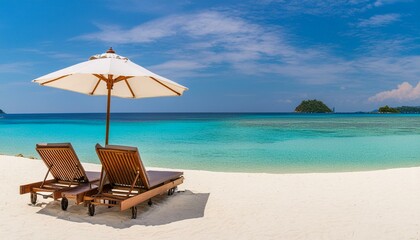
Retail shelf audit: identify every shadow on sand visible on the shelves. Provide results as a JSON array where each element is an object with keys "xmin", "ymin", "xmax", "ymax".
[{"xmin": 35, "ymin": 190, "xmax": 209, "ymax": 228}]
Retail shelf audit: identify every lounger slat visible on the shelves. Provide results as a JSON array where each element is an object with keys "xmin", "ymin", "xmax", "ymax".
[
  {"xmin": 46, "ymin": 149, "xmax": 66, "ymax": 179},
  {"xmin": 52, "ymin": 150, "xmax": 69, "ymax": 180},
  {"xmin": 60, "ymin": 150, "xmax": 75, "ymax": 180}
]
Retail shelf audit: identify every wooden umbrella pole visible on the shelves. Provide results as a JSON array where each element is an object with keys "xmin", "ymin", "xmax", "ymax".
[
  {"xmin": 105, "ymin": 75, "xmax": 113, "ymax": 145},
  {"xmin": 105, "ymin": 88, "xmax": 111, "ymax": 145}
]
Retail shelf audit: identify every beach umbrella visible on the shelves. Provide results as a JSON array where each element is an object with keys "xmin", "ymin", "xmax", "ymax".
[{"xmin": 33, "ymin": 48, "xmax": 188, "ymax": 144}]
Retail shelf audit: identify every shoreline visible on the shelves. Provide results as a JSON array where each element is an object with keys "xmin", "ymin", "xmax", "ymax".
[
  {"xmin": 2, "ymin": 154, "xmax": 420, "ymax": 239},
  {"xmin": 5, "ymin": 153, "xmax": 420, "ymax": 175}
]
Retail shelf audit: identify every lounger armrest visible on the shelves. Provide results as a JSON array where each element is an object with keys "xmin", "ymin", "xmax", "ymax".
[{"xmin": 19, "ymin": 179, "xmax": 56, "ymax": 194}]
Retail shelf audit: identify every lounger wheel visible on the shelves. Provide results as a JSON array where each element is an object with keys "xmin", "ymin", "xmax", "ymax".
[
  {"xmin": 61, "ymin": 197, "xmax": 68, "ymax": 211},
  {"xmin": 88, "ymin": 203, "xmax": 95, "ymax": 216},
  {"xmin": 148, "ymin": 199, "xmax": 153, "ymax": 206},
  {"xmin": 168, "ymin": 187, "xmax": 176, "ymax": 196},
  {"xmin": 30, "ymin": 192, "xmax": 37, "ymax": 205},
  {"xmin": 131, "ymin": 206, "xmax": 137, "ymax": 219}
]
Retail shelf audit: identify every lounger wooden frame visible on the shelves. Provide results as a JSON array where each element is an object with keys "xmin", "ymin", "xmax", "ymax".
[
  {"xmin": 19, "ymin": 143, "xmax": 100, "ymax": 210},
  {"xmin": 84, "ymin": 144, "xmax": 184, "ymax": 219}
]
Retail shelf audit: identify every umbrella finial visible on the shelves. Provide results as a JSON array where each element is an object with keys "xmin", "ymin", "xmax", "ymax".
[
  {"xmin": 89, "ymin": 48, "xmax": 128, "ymax": 61},
  {"xmin": 106, "ymin": 47, "xmax": 115, "ymax": 54}
]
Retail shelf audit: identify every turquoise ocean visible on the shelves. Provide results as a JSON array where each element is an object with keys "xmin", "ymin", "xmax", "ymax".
[{"xmin": 1, "ymin": 113, "xmax": 420, "ymax": 173}]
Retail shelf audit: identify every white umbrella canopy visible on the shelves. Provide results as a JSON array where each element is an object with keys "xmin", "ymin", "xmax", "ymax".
[
  {"xmin": 33, "ymin": 48, "xmax": 188, "ymax": 144},
  {"xmin": 33, "ymin": 48, "xmax": 187, "ymax": 98}
]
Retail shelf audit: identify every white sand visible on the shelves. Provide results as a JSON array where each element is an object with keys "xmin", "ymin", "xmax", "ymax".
[{"xmin": 1, "ymin": 155, "xmax": 420, "ymax": 239}]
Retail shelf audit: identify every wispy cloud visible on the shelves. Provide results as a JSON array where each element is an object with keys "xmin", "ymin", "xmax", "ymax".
[
  {"xmin": 258, "ymin": 0, "xmax": 411, "ymax": 16},
  {"xmin": 0, "ymin": 62, "xmax": 33, "ymax": 73},
  {"xmin": 75, "ymin": 9, "xmax": 420, "ymax": 95},
  {"xmin": 18, "ymin": 48, "xmax": 82, "ymax": 61},
  {"xmin": 77, "ymin": 11, "xmax": 277, "ymax": 45},
  {"xmin": 149, "ymin": 60, "xmax": 210, "ymax": 78},
  {"xmin": 257, "ymin": 0, "xmax": 369, "ymax": 15},
  {"xmin": 76, "ymin": 11, "xmax": 303, "ymax": 76},
  {"xmin": 369, "ymin": 82, "xmax": 420, "ymax": 102},
  {"xmin": 258, "ymin": 0, "xmax": 407, "ymax": 16},
  {"xmin": 353, "ymin": 55, "xmax": 420, "ymax": 85},
  {"xmin": 357, "ymin": 14, "xmax": 401, "ymax": 27},
  {"xmin": 105, "ymin": 0, "xmax": 192, "ymax": 14},
  {"xmin": 356, "ymin": 37, "xmax": 418, "ymax": 55},
  {"xmin": 79, "ymin": 11, "xmax": 353, "ymax": 83},
  {"xmin": 373, "ymin": 0, "xmax": 412, "ymax": 7}
]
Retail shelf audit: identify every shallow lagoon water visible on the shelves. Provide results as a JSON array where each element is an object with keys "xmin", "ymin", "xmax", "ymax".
[{"xmin": 1, "ymin": 113, "xmax": 420, "ymax": 173}]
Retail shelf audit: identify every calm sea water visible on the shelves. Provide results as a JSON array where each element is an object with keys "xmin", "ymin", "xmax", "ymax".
[{"xmin": 1, "ymin": 113, "xmax": 420, "ymax": 173}]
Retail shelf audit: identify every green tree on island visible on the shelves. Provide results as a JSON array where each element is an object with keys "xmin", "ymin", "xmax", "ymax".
[
  {"xmin": 295, "ymin": 99, "xmax": 332, "ymax": 113},
  {"xmin": 378, "ymin": 105, "xmax": 399, "ymax": 113}
]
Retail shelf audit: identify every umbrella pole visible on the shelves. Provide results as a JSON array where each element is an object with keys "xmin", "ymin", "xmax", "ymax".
[{"xmin": 105, "ymin": 87, "xmax": 111, "ymax": 145}]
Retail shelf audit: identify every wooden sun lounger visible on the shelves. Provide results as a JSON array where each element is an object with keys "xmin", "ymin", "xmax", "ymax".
[
  {"xmin": 19, "ymin": 143, "xmax": 101, "ymax": 210},
  {"xmin": 84, "ymin": 144, "xmax": 184, "ymax": 219}
]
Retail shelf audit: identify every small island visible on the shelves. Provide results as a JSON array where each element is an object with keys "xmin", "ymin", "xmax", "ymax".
[
  {"xmin": 378, "ymin": 105, "xmax": 399, "ymax": 113},
  {"xmin": 0, "ymin": 109, "xmax": 4, "ymax": 114},
  {"xmin": 295, "ymin": 99, "xmax": 332, "ymax": 113}
]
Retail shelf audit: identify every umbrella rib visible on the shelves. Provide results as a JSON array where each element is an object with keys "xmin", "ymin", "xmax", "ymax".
[
  {"xmin": 93, "ymin": 74, "xmax": 108, "ymax": 82},
  {"xmin": 40, "ymin": 74, "xmax": 70, "ymax": 86},
  {"xmin": 90, "ymin": 78, "xmax": 102, "ymax": 95},
  {"xmin": 150, "ymin": 76, "xmax": 181, "ymax": 96},
  {"xmin": 124, "ymin": 79, "xmax": 136, "ymax": 98},
  {"xmin": 114, "ymin": 76, "xmax": 133, "ymax": 83}
]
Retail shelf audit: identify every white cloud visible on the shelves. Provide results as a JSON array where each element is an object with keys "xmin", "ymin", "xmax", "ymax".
[
  {"xmin": 74, "ymin": 10, "xmax": 420, "ymax": 91},
  {"xmin": 78, "ymin": 20, "xmax": 178, "ymax": 43},
  {"xmin": 369, "ymin": 82, "xmax": 420, "ymax": 102},
  {"xmin": 357, "ymin": 37, "xmax": 417, "ymax": 55},
  {"xmin": 357, "ymin": 14, "xmax": 401, "ymax": 27},
  {"xmin": 276, "ymin": 99, "xmax": 292, "ymax": 103},
  {"xmin": 373, "ymin": 0, "xmax": 412, "ymax": 7},
  {"xmin": 77, "ymin": 11, "xmax": 308, "ymax": 76},
  {"xmin": 258, "ymin": 0, "xmax": 411, "ymax": 17},
  {"xmin": 105, "ymin": 0, "xmax": 191, "ymax": 14},
  {"xmin": 257, "ymin": 0, "xmax": 411, "ymax": 16},
  {"xmin": 151, "ymin": 60, "xmax": 206, "ymax": 71},
  {"xmin": 354, "ymin": 56, "xmax": 420, "ymax": 81},
  {"xmin": 258, "ymin": 0, "xmax": 372, "ymax": 16},
  {"xmin": 0, "ymin": 62, "xmax": 33, "ymax": 73},
  {"xmin": 18, "ymin": 48, "xmax": 82, "ymax": 61},
  {"xmin": 77, "ymin": 12, "xmax": 267, "ymax": 44},
  {"xmin": 78, "ymin": 10, "xmax": 352, "ymax": 83},
  {"xmin": 148, "ymin": 60, "xmax": 209, "ymax": 78}
]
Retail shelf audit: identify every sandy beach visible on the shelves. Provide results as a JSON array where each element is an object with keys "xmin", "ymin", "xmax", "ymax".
[{"xmin": 1, "ymin": 155, "xmax": 420, "ymax": 239}]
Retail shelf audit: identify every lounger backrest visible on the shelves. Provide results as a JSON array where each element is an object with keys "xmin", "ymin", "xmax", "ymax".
[
  {"xmin": 95, "ymin": 144, "xmax": 150, "ymax": 189},
  {"xmin": 36, "ymin": 143, "xmax": 88, "ymax": 182}
]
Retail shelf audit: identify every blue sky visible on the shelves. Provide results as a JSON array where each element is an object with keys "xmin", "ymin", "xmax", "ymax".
[{"xmin": 0, "ymin": 0, "xmax": 419, "ymax": 113}]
